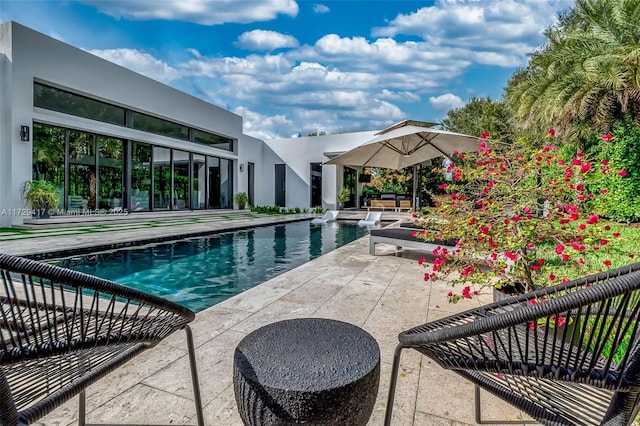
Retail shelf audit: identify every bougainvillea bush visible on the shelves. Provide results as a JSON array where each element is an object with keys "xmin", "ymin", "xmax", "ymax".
[{"xmin": 414, "ymin": 132, "xmax": 629, "ymax": 303}]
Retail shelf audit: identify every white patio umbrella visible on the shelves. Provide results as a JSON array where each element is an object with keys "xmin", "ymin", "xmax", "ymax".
[
  {"xmin": 324, "ymin": 120, "xmax": 481, "ymax": 209},
  {"xmin": 324, "ymin": 120, "xmax": 480, "ymax": 170}
]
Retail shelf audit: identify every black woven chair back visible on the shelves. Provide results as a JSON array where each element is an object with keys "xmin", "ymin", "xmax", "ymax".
[
  {"xmin": 388, "ymin": 262, "xmax": 640, "ymax": 425},
  {"xmin": 0, "ymin": 253, "xmax": 197, "ymax": 424}
]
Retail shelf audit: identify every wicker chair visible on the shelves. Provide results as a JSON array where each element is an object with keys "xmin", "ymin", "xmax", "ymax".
[
  {"xmin": 384, "ymin": 262, "xmax": 640, "ymax": 426},
  {"xmin": 0, "ymin": 253, "xmax": 204, "ymax": 425}
]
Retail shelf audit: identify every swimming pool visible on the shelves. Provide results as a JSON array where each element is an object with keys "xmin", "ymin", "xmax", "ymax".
[{"xmin": 52, "ymin": 220, "xmax": 368, "ymax": 312}]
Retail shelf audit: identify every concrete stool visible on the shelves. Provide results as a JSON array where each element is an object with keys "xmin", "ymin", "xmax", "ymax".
[{"xmin": 233, "ymin": 318, "xmax": 380, "ymax": 425}]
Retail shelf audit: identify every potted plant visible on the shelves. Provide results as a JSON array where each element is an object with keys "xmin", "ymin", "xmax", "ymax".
[
  {"xmin": 20, "ymin": 180, "xmax": 60, "ymax": 218},
  {"xmin": 337, "ymin": 187, "xmax": 350, "ymax": 210},
  {"xmin": 415, "ymin": 132, "xmax": 628, "ymax": 303},
  {"xmin": 234, "ymin": 192, "xmax": 249, "ymax": 210}
]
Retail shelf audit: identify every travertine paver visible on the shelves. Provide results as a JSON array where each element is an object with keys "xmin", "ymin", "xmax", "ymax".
[{"xmin": 14, "ymin": 215, "xmax": 538, "ymax": 426}]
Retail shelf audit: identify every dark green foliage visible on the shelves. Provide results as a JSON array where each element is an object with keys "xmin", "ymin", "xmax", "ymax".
[
  {"xmin": 589, "ymin": 119, "xmax": 640, "ymax": 222},
  {"xmin": 442, "ymin": 97, "xmax": 514, "ymax": 142}
]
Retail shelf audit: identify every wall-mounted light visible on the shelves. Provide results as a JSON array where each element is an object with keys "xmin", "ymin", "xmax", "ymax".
[{"xmin": 20, "ymin": 125, "xmax": 30, "ymax": 142}]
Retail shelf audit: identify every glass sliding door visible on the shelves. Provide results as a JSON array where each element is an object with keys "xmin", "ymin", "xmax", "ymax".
[
  {"xmin": 98, "ymin": 136, "xmax": 124, "ymax": 210},
  {"xmin": 32, "ymin": 123, "xmax": 65, "ymax": 210},
  {"xmin": 207, "ymin": 156, "xmax": 220, "ymax": 209},
  {"xmin": 192, "ymin": 154, "xmax": 205, "ymax": 209},
  {"xmin": 68, "ymin": 131, "xmax": 96, "ymax": 210},
  {"xmin": 173, "ymin": 150, "xmax": 189, "ymax": 210},
  {"xmin": 153, "ymin": 146, "xmax": 171, "ymax": 210},
  {"xmin": 131, "ymin": 143, "xmax": 151, "ymax": 211},
  {"xmin": 220, "ymin": 158, "xmax": 232, "ymax": 209}
]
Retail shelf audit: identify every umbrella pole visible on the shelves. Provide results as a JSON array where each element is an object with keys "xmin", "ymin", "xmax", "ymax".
[{"xmin": 412, "ymin": 165, "xmax": 418, "ymax": 211}]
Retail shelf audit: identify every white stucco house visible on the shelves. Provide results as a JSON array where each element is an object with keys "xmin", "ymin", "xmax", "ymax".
[{"xmin": 0, "ymin": 21, "xmax": 377, "ymax": 227}]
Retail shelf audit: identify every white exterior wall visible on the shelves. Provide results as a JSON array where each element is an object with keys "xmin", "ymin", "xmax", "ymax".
[
  {"xmin": 263, "ymin": 131, "xmax": 376, "ymax": 210},
  {"xmin": 0, "ymin": 22, "xmax": 247, "ymax": 226}
]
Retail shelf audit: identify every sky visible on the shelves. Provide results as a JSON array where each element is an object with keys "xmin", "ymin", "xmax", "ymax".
[{"xmin": 1, "ymin": 0, "xmax": 572, "ymax": 140}]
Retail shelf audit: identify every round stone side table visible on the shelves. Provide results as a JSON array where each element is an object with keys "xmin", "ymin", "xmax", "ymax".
[{"xmin": 233, "ymin": 318, "xmax": 380, "ymax": 425}]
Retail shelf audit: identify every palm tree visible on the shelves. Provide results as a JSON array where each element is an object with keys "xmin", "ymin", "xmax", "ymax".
[{"xmin": 506, "ymin": 0, "xmax": 640, "ymax": 143}]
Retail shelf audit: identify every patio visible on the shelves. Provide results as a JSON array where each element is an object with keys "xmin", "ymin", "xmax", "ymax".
[{"xmin": 21, "ymin": 226, "xmax": 533, "ymax": 425}]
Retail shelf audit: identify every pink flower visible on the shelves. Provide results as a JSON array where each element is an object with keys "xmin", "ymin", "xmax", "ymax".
[
  {"xmin": 505, "ymin": 251, "xmax": 518, "ymax": 261},
  {"xmin": 547, "ymin": 128, "xmax": 556, "ymax": 137},
  {"xmin": 549, "ymin": 273, "xmax": 556, "ymax": 280},
  {"xmin": 418, "ymin": 258, "xmax": 426, "ymax": 265},
  {"xmin": 618, "ymin": 170, "xmax": 628, "ymax": 177},
  {"xmin": 480, "ymin": 132, "xmax": 491, "ymax": 139},
  {"xmin": 604, "ymin": 260, "xmax": 612, "ymax": 267},
  {"xmin": 438, "ymin": 183, "xmax": 448, "ymax": 190},
  {"xmin": 601, "ymin": 133, "xmax": 614, "ymax": 142},
  {"xmin": 586, "ymin": 214, "xmax": 599, "ymax": 224},
  {"xmin": 580, "ymin": 163, "xmax": 592, "ymax": 173},
  {"xmin": 601, "ymin": 160, "xmax": 609, "ymax": 166},
  {"xmin": 601, "ymin": 189, "xmax": 608, "ymax": 194},
  {"xmin": 462, "ymin": 286, "xmax": 472, "ymax": 299},
  {"xmin": 555, "ymin": 244, "xmax": 565, "ymax": 254}
]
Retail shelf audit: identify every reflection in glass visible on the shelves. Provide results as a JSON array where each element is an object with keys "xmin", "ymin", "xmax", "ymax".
[
  {"xmin": 220, "ymin": 158, "xmax": 232, "ymax": 209},
  {"xmin": 131, "ymin": 143, "xmax": 151, "ymax": 211},
  {"xmin": 153, "ymin": 146, "xmax": 171, "ymax": 210},
  {"xmin": 34, "ymin": 83, "xmax": 125, "ymax": 126},
  {"xmin": 98, "ymin": 137, "xmax": 123, "ymax": 210},
  {"xmin": 192, "ymin": 154, "xmax": 205, "ymax": 209},
  {"xmin": 173, "ymin": 150, "xmax": 189, "ymax": 210},
  {"xmin": 131, "ymin": 111, "xmax": 188, "ymax": 140},
  {"xmin": 311, "ymin": 162, "xmax": 322, "ymax": 208},
  {"xmin": 32, "ymin": 123, "xmax": 65, "ymax": 209},
  {"xmin": 207, "ymin": 156, "xmax": 220, "ymax": 209},
  {"xmin": 193, "ymin": 129, "xmax": 233, "ymax": 151},
  {"xmin": 68, "ymin": 131, "xmax": 96, "ymax": 210}
]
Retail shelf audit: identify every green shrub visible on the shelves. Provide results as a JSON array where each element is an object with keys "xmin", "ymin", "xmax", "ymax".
[{"xmin": 588, "ymin": 119, "xmax": 640, "ymax": 223}]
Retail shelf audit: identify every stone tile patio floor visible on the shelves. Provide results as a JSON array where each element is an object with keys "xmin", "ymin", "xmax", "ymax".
[{"xmin": 2, "ymin": 214, "xmax": 538, "ymax": 426}]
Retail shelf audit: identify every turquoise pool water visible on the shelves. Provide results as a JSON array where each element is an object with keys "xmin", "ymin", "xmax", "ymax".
[{"xmin": 54, "ymin": 220, "xmax": 368, "ymax": 312}]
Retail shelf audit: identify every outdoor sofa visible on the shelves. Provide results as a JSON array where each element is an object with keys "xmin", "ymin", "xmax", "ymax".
[{"xmin": 369, "ymin": 223, "xmax": 455, "ymax": 255}]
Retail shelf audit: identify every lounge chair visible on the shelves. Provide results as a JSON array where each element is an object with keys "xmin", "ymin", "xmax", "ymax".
[
  {"xmin": 384, "ymin": 262, "xmax": 640, "ymax": 426},
  {"xmin": 369, "ymin": 227, "xmax": 455, "ymax": 255},
  {"xmin": 0, "ymin": 253, "xmax": 204, "ymax": 425},
  {"xmin": 311, "ymin": 210, "xmax": 339, "ymax": 225},
  {"xmin": 358, "ymin": 211, "xmax": 382, "ymax": 228}
]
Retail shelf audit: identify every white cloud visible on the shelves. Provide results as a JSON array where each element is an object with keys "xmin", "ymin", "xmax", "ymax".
[
  {"xmin": 372, "ymin": 0, "xmax": 565, "ymax": 67},
  {"xmin": 236, "ymin": 30, "xmax": 299, "ymax": 51},
  {"xmin": 81, "ymin": 0, "xmax": 299, "ymax": 25},
  {"xmin": 429, "ymin": 93, "xmax": 465, "ymax": 111},
  {"xmin": 234, "ymin": 106, "xmax": 296, "ymax": 139},
  {"xmin": 313, "ymin": 4, "xmax": 330, "ymax": 14},
  {"xmin": 88, "ymin": 48, "xmax": 181, "ymax": 82}
]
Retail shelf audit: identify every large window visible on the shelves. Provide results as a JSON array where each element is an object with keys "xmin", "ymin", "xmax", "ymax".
[
  {"xmin": 34, "ymin": 83, "xmax": 125, "ymax": 126},
  {"xmin": 153, "ymin": 146, "xmax": 171, "ymax": 210},
  {"xmin": 207, "ymin": 156, "xmax": 220, "ymax": 209},
  {"xmin": 32, "ymin": 123, "xmax": 65, "ymax": 209},
  {"xmin": 98, "ymin": 137, "xmax": 124, "ymax": 210},
  {"xmin": 131, "ymin": 111, "xmax": 189, "ymax": 141},
  {"xmin": 193, "ymin": 129, "xmax": 233, "ymax": 152},
  {"xmin": 131, "ymin": 143, "xmax": 151, "ymax": 211},
  {"xmin": 34, "ymin": 83, "xmax": 233, "ymax": 150},
  {"xmin": 68, "ymin": 131, "xmax": 96, "ymax": 210},
  {"xmin": 220, "ymin": 158, "xmax": 232, "ymax": 209},
  {"xmin": 192, "ymin": 154, "xmax": 205, "ymax": 209},
  {"xmin": 32, "ymin": 121, "xmax": 234, "ymax": 215},
  {"xmin": 310, "ymin": 163, "xmax": 322, "ymax": 208},
  {"xmin": 173, "ymin": 150, "xmax": 190, "ymax": 210}
]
